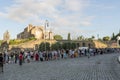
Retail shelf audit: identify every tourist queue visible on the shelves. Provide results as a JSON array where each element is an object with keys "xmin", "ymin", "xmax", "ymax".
[
  {"xmin": 1, "ymin": 48, "xmax": 120, "ymax": 65},
  {"xmin": 0, "ymin": 48, "xmax": 120, "ymax": 72}
]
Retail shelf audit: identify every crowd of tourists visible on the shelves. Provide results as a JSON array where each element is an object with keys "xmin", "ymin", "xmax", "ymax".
[{"xmin": 0, "ymin": 48, "xmax": 120, "ymax": 72}]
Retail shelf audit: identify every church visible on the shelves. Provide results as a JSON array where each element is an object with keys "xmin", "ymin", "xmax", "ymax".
[{"xmin": 17, "ymin": 24, "xmax": 53, "ymax": 40}]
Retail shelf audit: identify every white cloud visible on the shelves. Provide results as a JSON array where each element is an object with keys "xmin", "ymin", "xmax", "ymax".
[
  {"xmin": 0, "ymin": 0, "xmax": 94, "ymax": 38},
  {"xmin": 0, "ymin": 12, "xmax": 5, "ymax": 17},
  {"xmin": 64, "ymin": 0, "xmax": 88, "ymax": 11},
  {"xmin": 80, "ymin": 16, "xmax": 95, "ymax": 26},
  {"xmin": 93, "ymin": 4, "xmax": 116, "ymax": 10}
]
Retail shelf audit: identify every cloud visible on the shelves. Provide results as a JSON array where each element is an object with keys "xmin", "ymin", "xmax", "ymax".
[
  {"xmin": 80, "ymin": 16, "xmax": 95, "ymax": 26},
  {"xmin": 0, "ymin": 12, "xmax": 5, "ymax": 17},
  {"xmin": 64, "ymin": 0, "xmax": 89, "ymax": 12},
  {"xmin": 0, "ymin": 0, "xmax": 94, "ymax": 38},
  {"xmin": 92, "ymin": 4, "xmax": 116, "ymax": 10}
]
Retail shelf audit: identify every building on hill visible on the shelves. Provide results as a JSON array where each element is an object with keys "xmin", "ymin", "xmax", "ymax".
[
  {"xmin": 17, "ymin": 24, "xmax": 54, "ymax": 40},
  {"xmin": 3, "ymin": 30, "xmax": 10, "ymax": 43}
]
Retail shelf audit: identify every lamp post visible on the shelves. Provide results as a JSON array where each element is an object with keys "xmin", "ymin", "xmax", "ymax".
[{"xmin": 44, "ymin": 20, "xmax": 49, "ymax": 52}]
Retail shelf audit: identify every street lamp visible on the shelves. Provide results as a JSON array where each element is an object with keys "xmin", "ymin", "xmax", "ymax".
[{"xmin": 44, "ymin": 20, "xmax": 49, "ymax": 51}]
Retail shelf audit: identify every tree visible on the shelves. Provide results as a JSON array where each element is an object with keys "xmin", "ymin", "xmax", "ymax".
[
  {"xmin": 87, "ymin": 35, "xmax": 95, "ymax": 41},
  {"xmin": 103, "ymin": 36, "xmax": 110, "ymax": 41},
  {"xmin": 71, "ymin": 43, "xmax": 76, "ymax": 49},
  {"xmin": 111, "ymin": 32, "xmax": 116, "ymax": 40},
  {"xmin": 77, "ymin": 35, "xmax": 84, "ymax": 40},
  {"xmin": 87, "ymin": 38, "xmax": 93, "ymax": 41},
  {"xmin": 62, "ymin": 42, "xmax": 71, "ymax": 50},
  {"xmin": 54, "ymin": 35, "xmax": 63, "ymax": 40},
  {"xmin": 51, "ymin": 42, "xmax": 62, "ymax": 50},
  {"xmin": 111, "ymin": 31, "xmax": 120, "ymax": 41},
  {"xmin": 39, "ymin": 42, "xmax": 50, "ymax": 51},
  {"xmin": 67, "ymin": 33, "xmax": 71, "ymax": 40},
  {"xmin": 91, "ymin": 36, "xmax": 95, "ymax": 40},
  {"xmin": 62, "ymin": 42, "xmax": 77, "ymax": 50},
  {"xmin": 115, "ymin": 33, "xmax": 120, "ymax": 40}
]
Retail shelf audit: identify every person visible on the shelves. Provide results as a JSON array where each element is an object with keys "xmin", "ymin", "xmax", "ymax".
[
  {"xmin": 87, "ymin": 49, "xmax": 90, "ymax": 58},
  {"xmin": 30, "ymin": 51, "xmax": 34, "ymax": 60},
  {"xmin": 15, "ymin": 53, "xmax": 18, "ymax": 64},
  {"xmin": 0, "ymin": 53, "xmax": 4, "ymax": 72},
  {"xmin": 26, "ymin": 52, "xmax": 30, "ymax": 63},
  {"xmin": 35, "ymin": 52, "xmax": 39, "ymax": 61},
  {"xmin": 39, "ymin": 51, "xmax": 43, "ymax": 61},
  {"xmin": 10, "ymin": 52, "xmax": 14, "ymax": 64},
  {"xmin": 19, "ymin": 52, "xmax": 23, "ymax": 66}
]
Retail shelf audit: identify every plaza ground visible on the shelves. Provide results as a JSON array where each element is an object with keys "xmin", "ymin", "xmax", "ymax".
[{"xmin": 0, "ymin": 53, "xmax": 120, "ymax": 80}]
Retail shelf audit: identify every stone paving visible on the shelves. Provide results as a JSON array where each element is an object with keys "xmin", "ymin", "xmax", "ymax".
[{"xmin": 0, "ymin": 53, "xmax": 120, "ymax": 80}]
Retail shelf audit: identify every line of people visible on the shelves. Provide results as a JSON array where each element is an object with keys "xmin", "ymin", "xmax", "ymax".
[
  {"xmin": 2, "ymin": 48, "xmax": 120, "ymax": 65},
  {"xmin": 0, "ymin": 48, "xmax": 120, "ymax": 72}
]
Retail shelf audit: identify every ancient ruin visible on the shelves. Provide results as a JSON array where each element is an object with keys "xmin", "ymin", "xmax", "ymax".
[{"xmin": 17, "ymin": 24, "xmax": 53, "ymax": 40}]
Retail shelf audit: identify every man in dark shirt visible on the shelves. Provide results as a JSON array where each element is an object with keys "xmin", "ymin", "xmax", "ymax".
[{"xmin": 0, "ymin": 53, "xmax": 3, "ymax": 72}]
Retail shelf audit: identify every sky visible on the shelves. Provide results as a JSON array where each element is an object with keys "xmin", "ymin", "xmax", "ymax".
[{"xmin": 0, "ymin": 0, "xmax": 120, "ymax": 40}]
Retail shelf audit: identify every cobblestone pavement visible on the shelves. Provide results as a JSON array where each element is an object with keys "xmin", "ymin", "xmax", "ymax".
[{"xmin": 0, "ymin": 53, "xmax": 120, "ymax": 80}]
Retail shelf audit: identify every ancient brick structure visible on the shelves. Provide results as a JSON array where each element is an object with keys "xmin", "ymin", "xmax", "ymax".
[{"xmin": 17, "ymin": 24, "xmax": 53, "ymax": 40}]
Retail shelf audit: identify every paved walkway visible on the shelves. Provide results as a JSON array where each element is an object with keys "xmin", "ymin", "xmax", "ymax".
[{"xmin": 0, "ymin": 53, "xmax": 120, "ymax": 80}]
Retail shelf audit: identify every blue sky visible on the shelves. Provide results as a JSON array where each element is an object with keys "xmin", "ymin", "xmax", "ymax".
[{"xmin": 0, "ymin": 0, "xmax": 120, "ymax": 40}]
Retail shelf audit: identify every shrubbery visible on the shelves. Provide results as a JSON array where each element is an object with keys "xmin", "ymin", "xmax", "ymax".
[
  {"xmin": 39, "ymin": 42, "xmax": 77, "ymax": 51},
  {"xmin": 9, "ymin": 37, "xmax": 37, "ymax": 45},
  {"xmin": 39, "ymin": 42, "xmax": 50, "ymax": 51},
  {"xmin": 0, "ymin": 40, "xmax": 2, "ymax": 46}
]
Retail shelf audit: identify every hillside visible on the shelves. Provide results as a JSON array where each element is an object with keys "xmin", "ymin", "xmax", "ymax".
[
  {"xmin": 8, "ymin": 39, "xmax": 117, "ymax": 51},
  {"xmin": 93, "ymin": 40, "xmax": 108, "ymax": 48},
  {"xmin": 9, "ymin": 39, "xmax": 56, "ymax": 50}
]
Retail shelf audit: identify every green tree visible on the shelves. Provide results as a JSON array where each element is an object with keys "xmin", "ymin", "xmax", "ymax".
[
  {"xmin": 39, "ymin": 42, "xmax": 50, "ymax": 51},
  {"xmin": 87, "ymin": 35, "xmax": 95, "ymax": 41},
  {"xmin": 103, "ymin": 36, "xmax": 110, "ymax": 41},
  {"xmin": 71, "ymin": 43, "xmax": 76, "ymax": 49},
  {"xmin": 77, "ymin": 35, "xmax": 84, "ymax": 40},
  {"xmin": 91, "ymin": 35, "xmax": 95, "ymax": 40},
  {"xmin": 62, "ymin": 42, "xmax": 76, "ymax": 50},
  {"xmin": 62, "ymin": 42, "xmax": 71, "ymax": 50},
  {"xmin": 111, "ymin": 32, "xmax": 116, "ymax": 40},
  {"xmin": 87, "ymin": 38, "xmax": 93, "ymax": 41},
  {"xmin": 67, "ymin": 33, "xmax": 71, "ymax": 40},
  {"xmin": 111, "ymin": 31, "xmax": 120, "ymax": 41},
  {"xmin": 51, "ymin": 42, "xmax": 62, "ymax": 50},
  {"xmin": 115, "ymin": 33, "xmax": 120, "ymax": 40},
  {"xmin": 54, "ymin": 35, "xmax": 63, "ymax": 40}
]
